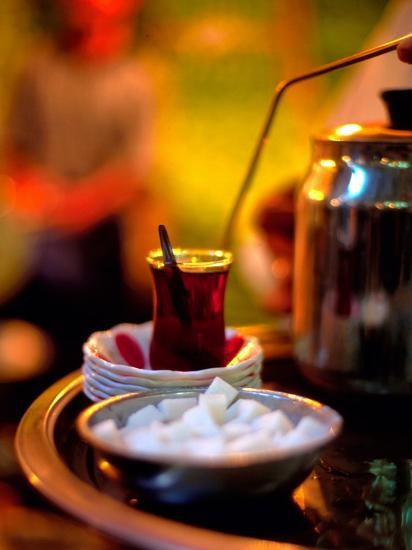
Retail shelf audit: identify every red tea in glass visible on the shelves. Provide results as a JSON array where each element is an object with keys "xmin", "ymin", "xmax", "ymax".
[{"xmin": 147, "ymin": 248, "xmax": 233, "ymax": 371}]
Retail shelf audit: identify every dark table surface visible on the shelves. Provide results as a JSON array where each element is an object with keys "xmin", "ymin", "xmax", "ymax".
[{"xmin": 1, "ymin": 323, "xmax": 412, "ymax": 549}]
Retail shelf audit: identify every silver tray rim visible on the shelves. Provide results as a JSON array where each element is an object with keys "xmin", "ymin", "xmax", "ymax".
[{"xmin": 15, "ymin": 370, "xmax": 305, "ymax": 550}]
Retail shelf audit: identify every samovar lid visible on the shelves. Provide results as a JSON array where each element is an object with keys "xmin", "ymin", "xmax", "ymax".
[{"xmin": 318, "ymin": 89, "xmax": 412, "ymax": 143}]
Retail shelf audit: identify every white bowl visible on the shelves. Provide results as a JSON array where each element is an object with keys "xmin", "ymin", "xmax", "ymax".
[{"xmin": 82, "ymin": 322, "xmax": 263, "ymax": 401}]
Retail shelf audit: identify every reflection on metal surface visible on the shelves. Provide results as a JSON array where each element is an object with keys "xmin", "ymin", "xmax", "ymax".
[
  {"xmin": 365, "ymin": 458, "xmax": 409, "ymax": 549},
  {"xmin": 295, "ymin": 452, "xmax": 412, "ymax": 549},
  {"xmin": 347, "ymin": 165, "xmax": 367, "ymax": 198},
  {"xmin": 293, "ymin": 472, "xmax": 330, "ymax": 518}
]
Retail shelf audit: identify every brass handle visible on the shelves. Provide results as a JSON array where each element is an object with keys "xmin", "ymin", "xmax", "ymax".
[{"xmin": 221, "ymin": 32, "xmax": 412, "ymax": 249}]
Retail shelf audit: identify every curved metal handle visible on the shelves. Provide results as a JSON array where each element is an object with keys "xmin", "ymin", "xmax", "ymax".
[{"xmin": 221, "ymin": 32, "xmax": 412, "ymax": 249}]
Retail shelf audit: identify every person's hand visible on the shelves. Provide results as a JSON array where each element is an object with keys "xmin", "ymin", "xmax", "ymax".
[{"xmin": 397, "ymin": 35, "xmax": 412, "ymax": 64}]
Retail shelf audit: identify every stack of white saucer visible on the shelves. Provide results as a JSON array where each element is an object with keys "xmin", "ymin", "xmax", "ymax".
[{"xmin": 82, "ymin": 322, "xmax": 263, "ymax": 402}]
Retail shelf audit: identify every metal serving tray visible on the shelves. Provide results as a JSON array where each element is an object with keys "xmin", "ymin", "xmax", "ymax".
[{"xmin": 15, "ymin": 356, "xmax": 412, "ymax": 549}]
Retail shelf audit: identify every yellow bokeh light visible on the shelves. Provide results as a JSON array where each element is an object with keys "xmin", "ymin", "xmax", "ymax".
[
  {"xmin": 319, "ymin": 159, "xmax": 336, "ymax": 169},
  {"xmin": 308, "ymin": 189, "xmax": 324, "ymax": 201},
  {"xmin": 334, "ymin": 123, "xmax": 363, "ymax": 137}
]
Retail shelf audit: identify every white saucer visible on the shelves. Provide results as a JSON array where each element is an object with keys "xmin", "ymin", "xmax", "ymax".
[{"xmin": 82, "ymin": 322, "xmax": 263, "ymax": 402}]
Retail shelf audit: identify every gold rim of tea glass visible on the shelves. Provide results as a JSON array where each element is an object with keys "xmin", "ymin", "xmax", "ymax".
[{"xmin": 147, "ymin": 248, "xmax": 233, "ymax": 272}]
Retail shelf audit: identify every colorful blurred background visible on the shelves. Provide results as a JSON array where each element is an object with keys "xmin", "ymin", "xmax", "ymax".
[
  {"xmin": 0, "ymin": 1, "xmax": 411, "ymax": 545},
  {"xmin": 0, "ymin": 0, "xmax": 402, "ymax": 387}
]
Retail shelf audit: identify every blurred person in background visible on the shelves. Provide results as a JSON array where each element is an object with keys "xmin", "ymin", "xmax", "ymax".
[{"xmin": 0, "ymin": 0, "xmax": 168, "ymax": 379}]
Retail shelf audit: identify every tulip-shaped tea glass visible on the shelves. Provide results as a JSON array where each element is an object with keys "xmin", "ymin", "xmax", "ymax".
[{"xmin": 147, "ymin": 248, "xmax": 233, "ymax": 371}]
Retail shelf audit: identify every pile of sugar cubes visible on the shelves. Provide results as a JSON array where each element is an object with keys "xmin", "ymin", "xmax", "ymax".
[{"xmin": 91, "ymin": 377, "xmax": 328, "ymax": 458}]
